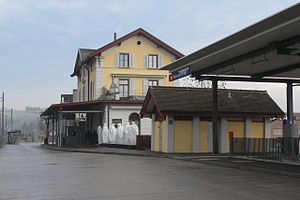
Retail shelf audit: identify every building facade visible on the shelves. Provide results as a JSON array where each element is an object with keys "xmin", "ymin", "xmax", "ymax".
[
  {"xmin": 69, "ymin": 28, "xmax": 183, "ymax": 134},
  {"xmin": 41, "ymin": 28, "xmax": 184, "ymax": 146},
  {"xmin": 71, "ymin": 28, "xmax": 183, "ymax": 102},
  {"xmin": 141, "ymin": 87, "xmax": 284, "ymax": 153}
]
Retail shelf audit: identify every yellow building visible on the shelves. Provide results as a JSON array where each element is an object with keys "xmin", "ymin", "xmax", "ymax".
[
  {"xmin": 141, "ymin": 87, "xmax": 284, "ymax": 153},
  {"xmin": 71, "ymin": 28, "xmax": 183, "ymax": 102},
  {"xmin": 69, "ymin": 28, "xmax": 184, "ymax": 135}
]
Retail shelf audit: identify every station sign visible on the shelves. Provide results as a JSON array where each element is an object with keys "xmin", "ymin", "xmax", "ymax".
[{"xmin": 169, "ymin": 66, "xmax": 190, "ymax": 81}]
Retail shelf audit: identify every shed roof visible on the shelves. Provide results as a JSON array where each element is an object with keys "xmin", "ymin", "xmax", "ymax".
[
  {"xmin": 41, "ymin": 99, "xmax": 144, "ymax": 117},
  {"xmin": 141, "ymin": 86, "xmax": 284, "ymax": 118},
  {"xmin": 162, "ymin": 3, "xmax": 300, "ymax": 83}
]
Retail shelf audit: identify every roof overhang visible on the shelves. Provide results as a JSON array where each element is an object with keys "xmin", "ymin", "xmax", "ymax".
[{"xmin": 163, "ymin": 3, "xmax": 300, "ymax": 83}]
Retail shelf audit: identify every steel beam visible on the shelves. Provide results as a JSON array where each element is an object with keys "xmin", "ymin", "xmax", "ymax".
[
  {"xmin": 251, "ymin": 62, "xmax": 300, "ymax": 78},
  {"xmin": 194, "ymin": 75, "xmax": 300, "ymax": 83},
  {"xmin": 212, "ymin": 79, "xmax": 219, "ymax": 154},
  {"xmin": 287, "ymin": 82, "xmax": 294, "ymax": 123}
]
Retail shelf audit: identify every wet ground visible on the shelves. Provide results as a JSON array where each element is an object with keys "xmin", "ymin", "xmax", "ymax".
[{"xmin": 1, "ymin": 143, "xmax": 300, "ymax": 200}]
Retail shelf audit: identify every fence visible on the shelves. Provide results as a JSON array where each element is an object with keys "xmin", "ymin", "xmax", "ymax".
[
  {"xmin": 136, "ymin": 135, "xmax": 151, "ymax": 150},
  {"xmin": 230, "ymin": 137, "xmax": 300, "ymax": 161}
]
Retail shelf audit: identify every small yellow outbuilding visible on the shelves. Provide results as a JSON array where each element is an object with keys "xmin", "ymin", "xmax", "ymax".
[{"xmin": 140, "ymin": 86, "xmax": 284, "ymax": 153}]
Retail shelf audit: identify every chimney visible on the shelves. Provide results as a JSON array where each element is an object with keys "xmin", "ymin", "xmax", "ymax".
[{"xmin": 114, "ymin": 32, "xmax": 117, "ymax": 41}]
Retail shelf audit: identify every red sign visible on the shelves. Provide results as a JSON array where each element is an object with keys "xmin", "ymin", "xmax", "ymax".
[
  {"xmin": 169, "ymin": 74, "xmax": 174, "ymax": 81},
  {"xmin": 229, "ymin": 131, "xmax": 234, "ymax": 139}
]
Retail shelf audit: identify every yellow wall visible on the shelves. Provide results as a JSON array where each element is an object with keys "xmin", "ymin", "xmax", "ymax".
[
  {"xmin": 103, "ymin": 36, "xmax": 174, "ymax": 68},
  {"xmin": 174, "ymin": 120, "xmax": 193, "ymax": 153},
  {"xmin": 251, "ymin": 122, "xmax": 264, "ymax": 138},
  {"xmin": 102, "ymin": 68, "xmax": 171, "ymax": 96},
  {"xmin": 227, "ymin": 121, "xmax": 245, "ymax": 152},
  {"xmin": 77, "ymin": 35, "xmax": 175, "ymax": 98},
  {"xmin": 154, "ymin": 122, "xmax": 161, "ymax": 152},
  {"xmin": 199, "ymin": 121, "xmax": 209, "ymax": 153}
]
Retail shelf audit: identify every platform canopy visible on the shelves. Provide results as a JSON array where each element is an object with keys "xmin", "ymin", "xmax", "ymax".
[{"xmin": 163, "ymin": 3, "xmax": 300, "ymax": 83}]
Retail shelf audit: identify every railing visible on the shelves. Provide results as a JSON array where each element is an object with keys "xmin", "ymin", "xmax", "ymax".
[
  {"xmin": 230, "ymin": 137, "xmax": 300, "ymax": 161},
  {"xmin": 136, "ymin": 135, "xmax": 151, "ymax": 150}
]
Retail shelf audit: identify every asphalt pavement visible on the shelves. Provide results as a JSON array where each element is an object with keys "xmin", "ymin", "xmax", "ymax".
[{"xmin": 1, "ymin": 143, "xmax": 300, "ymax": 200}]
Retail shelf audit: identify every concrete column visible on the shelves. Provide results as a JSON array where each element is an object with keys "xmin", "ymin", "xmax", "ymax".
[
  {"xmin": 287, "ymin": 82, "xmax": 293, "ymax": 123},
  {"xmin": 193, "ymin": 117, "xmax": 200, "ymax": 153},
  {"xmin": 264, "ymin": 118, "xmax": 271, "ymax": 138},
  {"xmin": 207, "ymin": 122, "xmax": 213, "ymax": 153},
  {"xmin": 165, "ymin": 115, "xmax": 174, "ymax": 153},
  {"xmin": 160, "ymin": 121, "xmax": 163, "ymax": 152},
  {"xmin": 151, "ymin": 114, "xmax": 155, "ymax": 151},
  {"xmin": 245, "ymin": 118, "xmax": 252, "ymax": 138},
  {"xmin": 58, "ymin": 113, "xmax": 62, "ymax": 147},
  {"xmin": 218, "ymin": 118, "xmax": 227, "ymax": 153}
]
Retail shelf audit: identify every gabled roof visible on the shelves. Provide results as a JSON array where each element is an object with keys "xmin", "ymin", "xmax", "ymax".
[
  {"xmin": 71, "ymin": 28, "xmax": 184, "ymax": 77},
  {"xmin": 141, "ymin": 86, "xmax": 284, "ymax": 118},
  {"xmin": 72, "ymin": 48, "xmax": 96, "ymax": 77},
  {"xmin": 79, "ymin": 48, "xmax": 95, "ymax": 61}
]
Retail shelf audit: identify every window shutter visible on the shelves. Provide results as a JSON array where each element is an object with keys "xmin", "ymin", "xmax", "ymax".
[
  {"xmin": 130, "ymin": 79, "xmax": 135, "ymax": 96},
  {"xmin": 144, "ymin": 54, "xmax": 148, "ymax": 68},
  {"xmin": 114, "ymin": 53, "xmax": 119, "ymax": 67},
  {"xmin": 143, "ymin": 80, "xmax": 149, "ymax": 96},
  {"xmin": 158, "ymin": 55, "xmax": 163, "ymax": 69},
  {"xmin": 129, "ymin": 54, "xmax": 134, "ymax": 68},
  {"xmin": 159, "ymin": 80, "xmax": 164, "ymax": 86}
]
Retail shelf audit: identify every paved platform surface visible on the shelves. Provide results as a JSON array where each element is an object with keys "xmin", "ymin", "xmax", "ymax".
[
  {"xmin": 1, "ymin": 143, "xmax": 300, "ymax": 200},
  {"xmin": 42, "ymin": 144, "xmax": 300, "ymax": 178}
]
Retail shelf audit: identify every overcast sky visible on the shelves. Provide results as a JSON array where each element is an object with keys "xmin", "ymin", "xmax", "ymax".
[{"xmin": 0, "ymin": 0, "xmax": 299, "ymax": 111}]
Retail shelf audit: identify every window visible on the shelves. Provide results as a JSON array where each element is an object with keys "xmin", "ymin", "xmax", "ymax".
[
  {"xmin": 148, "ymin": 54, "xmax": 158, "ymax": 69},
  {"xmin": 148, "ymin": 80, "xmax": 158, "ymax": 86},
  {"xmin": 119, "ymin": 79, "xmax": 129, "ymax": 98},
  {"xmin": 91, "ymin": 63, "xmax": 94, "ymax": 71},
  {"xmin": 119, "ymin": 53, "xmax": 129, "ymax": 67},
  {"xmin": 273, "ymin": 128, "xmax": 282, "ymax": 136}
]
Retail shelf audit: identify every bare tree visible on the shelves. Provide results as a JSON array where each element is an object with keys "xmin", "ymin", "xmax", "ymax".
[{"xmin": 180, "ymin": 76, "xmax": 226, "ymax": 89}]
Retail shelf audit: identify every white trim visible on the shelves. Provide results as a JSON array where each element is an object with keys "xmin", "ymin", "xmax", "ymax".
[
  {"xmin": 165, "ymin": 115, "xmax": 174, "ymax": 153},
  {"xmin": 110, "ymin": 105, "xmax": 142, "ymax": 110},
  {"xmin": 112, "ymin": 74, "xmax": 167, "ymax": 78},
  {"xmin": 151, "ymin": 114, "xmax": 155, "ymax": 151},
  {"xmin": 245, "ymin": 118, "xmax": 252, "ymax": 138}
]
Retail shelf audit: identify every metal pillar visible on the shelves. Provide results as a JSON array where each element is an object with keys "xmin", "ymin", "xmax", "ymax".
[
  {"xmin": 287, "ymin": 82, "xmax": 293, "ymax": 123},
  {"xmin": 212, "ymin": 79, "xmax": 219, "ymax": 154},
  {"xmin": 45, "ymin": 118, "xmax": 49, "ymax": 144},
  {"xmin": 55, "ymin": 117, "xmax": 58, "ymax": 146},
  {"xmin": 52, "ymin": 117, "xmax": 55, "ymax": 145},
  {"xmin": 1, "ymin": 92, "xmax": 4, "ymax": 137}
]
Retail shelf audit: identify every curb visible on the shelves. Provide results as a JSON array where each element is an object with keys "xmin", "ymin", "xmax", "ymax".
[
  {"xmin": 41, "ymin": 145, "xmax": 300, "ymax": 178},
  {"xmin": 41, "ymin": 145, "xmax": 170, "ymax": 159}
]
